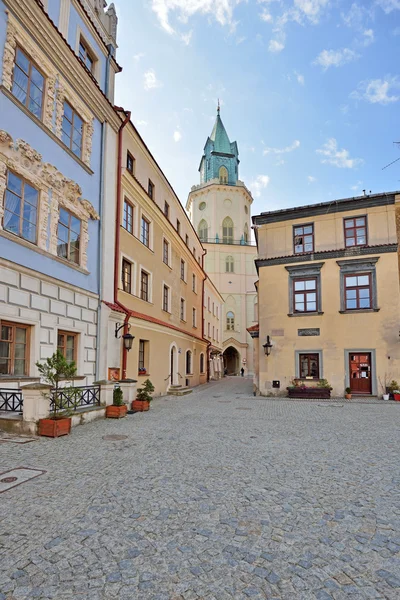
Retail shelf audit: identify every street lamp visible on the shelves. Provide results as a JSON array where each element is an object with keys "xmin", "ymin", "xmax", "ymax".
[
  {"xmin": 115, "ymin": 323, "xmax": 135, "ymax": 352},
  {"xmin": 263, "ymin": 335, "xmax": 273, "ymax": 356}
]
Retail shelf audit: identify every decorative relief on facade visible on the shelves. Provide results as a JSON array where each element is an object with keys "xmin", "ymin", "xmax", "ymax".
[{"xmin": 0, "ymin": 131, "xmax": 98, "ymax": 269}]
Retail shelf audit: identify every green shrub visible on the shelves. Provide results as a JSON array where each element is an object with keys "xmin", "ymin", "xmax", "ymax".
[
  {"xmin": 136, "ymin": 379, "xmax": 155, "ymax": 402},
  {"xmin": 113, "ymin": 387, "xmax": 124, "ymax": 406}
]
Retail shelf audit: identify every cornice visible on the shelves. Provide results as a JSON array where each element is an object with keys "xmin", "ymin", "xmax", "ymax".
[{"xmin": 7, "ymin": 0, "xmax": 121, "ymax": 130}]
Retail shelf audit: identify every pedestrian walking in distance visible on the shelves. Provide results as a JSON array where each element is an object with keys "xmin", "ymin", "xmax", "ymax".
[{"xmin": 241, "ymin": 367, "xmax": 244, "ymax": 377}]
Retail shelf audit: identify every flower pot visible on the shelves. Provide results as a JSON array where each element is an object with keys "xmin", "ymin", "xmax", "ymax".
[
  {"xmin": 287, "ymin": 388, "xmax": 331, "ymax": 399},
  {"xmin": 132, "ymin": 399, "xmax": 150, "ymax": 412},
  {"xmin": 106, "ymin": 405, "xmax": 127, "ymax": 418},
  {"xmin": 345, "ymin": 394, "xmax": 352, "ymax": 400},
  {"xmin": 383, "ymin": 394, "xmax": 390, "ymax": 401},
  {"xmin": 38, "ymin": 417, "xmax": 71, "ymax": 437},
  {"xmin": 393, "ymin": 393, "xmax": 400, "ymax": 402}
]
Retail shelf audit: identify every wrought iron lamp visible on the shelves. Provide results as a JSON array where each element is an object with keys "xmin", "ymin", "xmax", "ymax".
[
  {"xmin": 263, "ymin": 335, "xmax": 273, "ymax": 356},
  {"xmin": 115, "ymin": 323, "xmax": 135, "ymax": 351}
]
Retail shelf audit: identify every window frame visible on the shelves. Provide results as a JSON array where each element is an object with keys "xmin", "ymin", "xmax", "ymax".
[
  {"xmin": 344, "ymin": 273, "xmax": 372, "ymax": 311},
  {"xmin": 78, "ymin": 37, "xmax": 96, "ymax": 73},
  {"xmin": 293, "ymin": 223, "xmax": 314, "ymax": 254},
  {"xmin": 176, "ymin": 219, "xmax": 181, "ymax": 235},
  {"xmin": 222, "ymin": 217, "xmax": 234, "ymax": 244},
  {"xmin": 121, "ymin": 258, "xmax": 132, "ymax": 293},
  {"xmin": 337, "ymin": 258, "xmax": 379, "ymax": 313},
  {"xmin": 180, "ymin": 297, "xmax": 186, "ymax": 321},
  {"xmin": 200, "ymin": 353, "xmax": 205, "ymax": 374},
  {"xmin": 293, "ymin": 277, "xmax": 318, "ymax": 314},
  {"xmin": 140, "ymin": 215, "xmax": 150, "ymax": 248},
  {"xmin": 180, "ymin": 259, "xmax": 186, "ymax": 282},
  {"xmin": 57, "ymin": 330, "xmax": 78, "ymax": 365},
  {"xmin": 164, "ymin": 201, "xmax": 169, "ymax": 219},
  {"xmin": 192, "ymin": 307, "xmax": 197, "ymax": 328},
  {"xmin": 12, "ymin": 46, "xmax": 45, "ymax": 120},
  {"xmin": 226, "ymin": 311, "xmax": 235, "ymax": 331},
  {"xmin": 185, "ymin": 234, "xmax": 189, "ymax": 247},
  {"xmin": 126, "ymin": 151, "xmax": 135, "ymax": 175},
  {"xmin": 4, "ymin": 171, "xmax": 39, "ymax": 245},
  {"xmin": 344, "ymin": 216, "xmax": 368, "ymax": 248},
  {"xmin": 286, "ymin": 263, "xmax": 324, "ymax": 317},
  {"xmin": 148, "ymin": 179, "xmax": 154, "ymax": 200},
  {"xmin": 140, "ymin": 269, "xmax": 149, "ymax": 302},
  {"xmin": 162, "ymin": 283, "xmax": 170, "ymax": 313},
  {"xmin": 138, "ymin": 339, "xmax": 149, "ymax": 372},
  {"xmin": 186, "ymin": 350, "xmax": 192, "ymax": 375},
  {"xmin": 123, "ymin": 198, "xmax": 134, "ymax": 234},
  {"xmin": 192, "ymin": 274, "xmax": 196, "ymax": 293},
  {"xmin": 163, "ymin": 238, "xmax": 169, "ymax": 266},
  {"xmin": 57, "ymin": 207, "xmax": 81, "ymax": 265},
  {"xmin": 61, "ymin": 100, "xmax": 84, "ymax": 159},
  {"xmin": 225, "ymin": 255, "xmax": 234, "ymax": 273},
  {"xmin": 0, "ymin": 321, "xmax": 30, "ymax": 376},
  {"xmin": 299, "ymin": 353, "xmax": 320, "ymax": 379}
]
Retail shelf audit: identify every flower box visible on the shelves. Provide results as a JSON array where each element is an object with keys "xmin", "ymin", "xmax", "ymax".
[
  {"xmin": 287, "ymin": 387, "xmax": 331, "ymax": 399},
  {"xmin": 132, "ymin": 399, "xmax": 150, "ymax": 412},
  {"xmin": 38, "ymin": 417, "xmax": 71, "ymax": 437},
  {"xmin": 106, "ymin": 405, "xmax": 127, "ymax": 418},
  {"xmin": 393, "ymin": 393, "xmax": 400, "ymax": 402}
]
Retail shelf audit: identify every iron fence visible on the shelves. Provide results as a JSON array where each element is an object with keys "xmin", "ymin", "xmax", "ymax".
[
  {"xmin": 50, "ymin": 386, "xmax": 100, "ymax": 411},
  {"xmin": 0, "ymin": 389, "xmax": 23, "ymax": 413}
]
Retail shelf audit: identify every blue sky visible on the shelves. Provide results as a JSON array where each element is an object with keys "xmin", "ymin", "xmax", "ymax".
[{"xmin": 114, "ymin": 0, "xmax": 400, "ymax": 215}]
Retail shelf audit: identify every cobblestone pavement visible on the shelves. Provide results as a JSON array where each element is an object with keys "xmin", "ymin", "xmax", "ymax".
[{"xmin": 1, "ymin": 377, "xmax": 400, "ymax": 600}]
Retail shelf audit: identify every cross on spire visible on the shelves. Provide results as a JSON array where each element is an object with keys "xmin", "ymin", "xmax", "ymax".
[{"xmin": 217, "ymin": 99, "xmax": 220, "ymax": 115}]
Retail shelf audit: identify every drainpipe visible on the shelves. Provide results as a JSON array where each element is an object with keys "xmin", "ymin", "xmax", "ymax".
[{"xmin": 113, "ymin": 107, "xmax": 132, "ymax": 380}]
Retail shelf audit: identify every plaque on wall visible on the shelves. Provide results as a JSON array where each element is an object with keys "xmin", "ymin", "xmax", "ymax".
[
  {"xmin": 271, "ymin": 329, "xmax": 284, "ymax": 336},
  {"xmin": 298, "ymin": 328, "xmax": 320, "ymax": 337}
]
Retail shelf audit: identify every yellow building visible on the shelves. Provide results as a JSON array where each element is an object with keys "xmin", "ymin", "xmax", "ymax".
[
  {"xmin": 252, "ymin": 191, "xmax": 400, "ymax": 398},
  {"xmin": 204, "ymin": 277, "xmax": 224, "ymax": 378},
  {"xmin": 105, "ymin": 113, "xmax": 208, "ymax": 396}
]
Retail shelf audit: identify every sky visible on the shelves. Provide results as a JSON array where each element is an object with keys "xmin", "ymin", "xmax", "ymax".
[{"xmin": 113, "ymin": 0, "xmax": 400, "ymax": 215}]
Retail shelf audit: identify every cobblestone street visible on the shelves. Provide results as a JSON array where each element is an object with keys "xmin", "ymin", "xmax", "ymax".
[{"xmin": 1, "ymin": 378, "xmax": 400, "ymax": 600}]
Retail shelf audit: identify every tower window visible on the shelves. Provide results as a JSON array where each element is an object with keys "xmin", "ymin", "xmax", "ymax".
[
  {"xmin": 244, "ymin": 223, "xmax": 249, "ymax": 243},
  {"xmin": 198, "ymin": 219, "xmax": 208, "ymax": 242},
  {"xmin": 225, "ymin": 256, "xmax": 234, "ymax": 273},
  {"xmin": 222, "ymin": 217, "xmax": 234, "ymax": 244},
  {"xmin": 226, "ymin": 311, "xmax": 235, "ymax": 331},
  {"xmin": 219, "ymin": 166, "xmax": 228, "ymax": 184}
]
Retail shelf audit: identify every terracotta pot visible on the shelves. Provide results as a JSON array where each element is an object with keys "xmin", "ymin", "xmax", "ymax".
[
  {"xmin": 345, "ymin": 394, "xmax": 352, "ymax": 400},
  {"xmin": 106, "ymin": 405, "xmax": 127, "ymax": 418},
  {"xmin": 39, "ymin": 417, "xmax": 71, "ymax": 437},
  {"xmin": 132, "ymin": 399, "xmax": 150, "ymax": 412},
  {"xmin": 393, "ymin": 393, "xmax": 400, "ymax": 402}
]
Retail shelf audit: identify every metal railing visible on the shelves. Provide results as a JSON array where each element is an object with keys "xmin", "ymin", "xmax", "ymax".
[
  {"xmin": 50, "ymin": 386, "xmax": 100, "ymax": 411},
  {"xmin": 0, "ymin": 389, "xmax": 23, "ymax": 413},
  {"xmin": 200, "ymin": 238, "xmax": 256, "ymax": 246}
]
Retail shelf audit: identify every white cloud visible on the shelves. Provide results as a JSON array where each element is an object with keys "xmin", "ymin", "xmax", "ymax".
[
  {"xmin": 151, "ymin": 0, "xmax": 243, "ymax": 34},
  {"xmin": 143, "ymin": 70, "xmax": 162, "ymax": 91},
  {"xmin": 351, "ymin": 76, "xmax": 400, "ymax": 104},
  {"xmin": 133, "ymin": 52, "xmax": 145, "ymax": 62},
  {"xmin": 269, "ymin": 39, "xmax": 285, "ymax": 52},
  {"xmin": 263, "ymin": 140, "xmax": 300, "ymax": 155},
  {"xmin": 293, "ymin": 0, "xmax": 330, "ymax": 25},
  {"xmin": 341, "ymin": 3, "xmax": 368, "ymax": 29},
  {"xmin": 316, "ymin": 138, "xmax": 363, "ymax": 169},
  {"xmin": 173, "ymin": 130, "xmax": 182, "ymax": 142},
  {"xmin": 260, "ymin": 9, "xmax": 273, "ymax": 22},
  {"xmin": 351, "ymin": 180, "xmax": 363, "ymax": 191},
  {"xmin": 181, "ymin": 30, "xmax": 193, "ymax": 45},
  {"xmin": 362, "ymin": 28, "xmax": 374, "ymax": 46},
  {"xmin": 314, "ymin": 47, "xmax": 359, "ymax": 70},
  {"xmin": 307, "ymin": 175, "xmax": 317, "ymax": 183},
  {"xmin": 295, "ymin": 71, "xmax": 305, "ymax": 85},
  {"xmin": 250, "ymin": 174, "xmax": 270, "ymax": 198},
  {"xmin": 377, "ymin": 0, "xmax": 400, "ymax": 13}
]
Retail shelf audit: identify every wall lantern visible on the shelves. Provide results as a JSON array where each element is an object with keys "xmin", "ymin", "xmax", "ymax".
[
  {"xmin": 115, "ymin": 323, "xmax": 135, "ymax": 351},
  {"xmin": 263, "ymin": 335, "xmax": 273, "ymax": 356}
]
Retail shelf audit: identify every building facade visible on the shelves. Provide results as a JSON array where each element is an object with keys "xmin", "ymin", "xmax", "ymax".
[
  {"xmin": 186, "ymin": 107, "xmax": 258, "ymax": 375},
  {"xmin": 103, "ymin": 114, "xmax": 209, "ymax": 396},
  {"xmin": 204, "ymin": 277, "xmax": 224, "ymax": 378},
  {"xmin": 252, "ymin": 192, "xmax": 400, "ymax": 397},
  {"xmin": 0, "ymin": 0, "xmax": 120, "ymax": 386}
]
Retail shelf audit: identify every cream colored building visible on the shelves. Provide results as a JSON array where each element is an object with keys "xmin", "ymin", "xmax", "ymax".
[
  {"xmin": 204, "ymin": 277, "xmax": 224, "ymax": 378},
  {"xmin": 104, "ymin": 114, "xmax": 208, "ymax": 396},
  {"xmin": 252, "ymin": 191, "xmax": 400, "ymax": 397},
  {"xmin": 186, "ymin": 108, "xmax": 258, "ymax": 375}
]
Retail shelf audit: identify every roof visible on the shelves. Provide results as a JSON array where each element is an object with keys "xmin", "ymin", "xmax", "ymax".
[
  {"xmin": 209, "ymin": 113, "xmax": 232, "ymax": 154},
  {"xmin": 247, "ymin": 324, "xmax": 259, "ymax": 333},
  {"xmin": 103, "ymin": 301, "xmax": 127, "ymax": 314}
]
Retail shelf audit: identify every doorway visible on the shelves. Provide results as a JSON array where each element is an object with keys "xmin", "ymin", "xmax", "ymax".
[
  {"xmin": 170, "ymin": 345, "xmax": 177, "ymax": 385},
  {"xmin": 223, "ymin": 346, "xmax": 240, "ymax": 375},
  {"xmin": 349, "ymin": 353, "xmax": 372, "ymax": 394}
]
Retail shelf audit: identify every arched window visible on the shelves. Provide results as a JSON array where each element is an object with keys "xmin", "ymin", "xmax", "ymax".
[
  {"xmin": 219, "ymin": 166, "xmax": 228, "ymax": 184},
  {"xmin": 198, "ymin": 219, "xmax": 208, "ymax": 242},
  {"xmin": 222, "ymin": 216, "xmax": 233, "ymax": 244},
  {"xmin": 225, "ymin": 255, "xmax": 234, "ymax": 273},
  {"xmin": 200, "ymin": 353, "xmax": 205, "ymax": 373},
  {"xmin": 186, "ymin": 350, "xmax": 192, "ymax": 374},
  {"xmin": 226, "ymin": 311, "xmax": 235, "ymax": 331},
  {"xmin": 244, "ymin": 223, "xmax": 249, "ymax": 243}
]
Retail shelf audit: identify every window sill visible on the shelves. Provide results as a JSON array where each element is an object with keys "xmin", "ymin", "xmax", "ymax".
[
  {"xmin": 140, "ymin": 241, "xmax": 154, "ymax": 253},
  {"xmin": 1, "ymin": 86, "xmax": 93, "ymax": 174},
  {"xmin": 288, "ymin": 311, "xmax": 324, "ymax": 317},
  {"xmin": 0, "ymin": 229, "xmax": 90, "ymax": 275},
  {"xmin": 185, "ymin": 373, "xmax": 194, "ymax": 377},
  {"xmin": 339, "ymin": 308, "xmax": 380, "ymax": 314},
  {"xmin": 137, "ymin": 373, "xmax": 150, "ymax": 376},
  {"xmin": 162, "ymin": 309, "xmax": 171, "ymax": 315},
  {"xmin": 163, "ymin": 262, "xmax": 172, "ymax": 270},
  {"xmin": 0, "ymin": 376, "xmax": 40, "ymax": 383}
]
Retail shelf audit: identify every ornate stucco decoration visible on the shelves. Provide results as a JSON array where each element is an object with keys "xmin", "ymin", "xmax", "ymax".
[
  {"xmin": 0, "ymin": 131, "xmax": 98, "ymax": 270},
  {"xmin": 2, "ymin": 14, "xmax": 57, "ymax": 131}
]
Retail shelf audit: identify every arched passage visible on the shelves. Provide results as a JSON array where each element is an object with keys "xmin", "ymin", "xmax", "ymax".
[
  {"xmin": 223, "ymin": 346, "xmax": 240, "ymax": 375},
  {"xmin": 169, "ymin": 342, "xmax": 178, "ymax": 385}
]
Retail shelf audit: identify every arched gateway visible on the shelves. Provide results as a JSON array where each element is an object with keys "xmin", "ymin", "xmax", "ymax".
[{"xmin": 223, "ymin": 346, "xmax": 240, "ymax": 375}]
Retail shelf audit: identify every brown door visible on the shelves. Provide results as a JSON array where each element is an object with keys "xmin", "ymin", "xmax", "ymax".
[{"xmin": 349, "ymin": 353, "xmax": 372, "ymax": 394}]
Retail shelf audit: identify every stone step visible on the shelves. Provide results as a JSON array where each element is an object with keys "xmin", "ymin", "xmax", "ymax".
[
  {"xmin": 169, "ymin": 387, "xmax": 193, "ymax": 396},
  {"xmin": 169, "ymin": 385, "xmax": 183, "ymax": 389}
]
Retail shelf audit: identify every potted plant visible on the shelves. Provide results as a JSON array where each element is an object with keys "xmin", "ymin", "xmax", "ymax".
[
  {"xmin": 345, "ymin": 387, "xmax": 352, "ymax": 400},
  {"xmin": 387, "ymin": 380, "xmax": 399, "ymax": 400},
  {"xmin": 36, "ymin": 351, "xmax": 77, "ymax": 437},
  {"xmin": 393, "ymin": 389, "xmax": 400, "ymax": 402},
  {"xmin": 132, "ymin": 379, "xmax": 155, "ymax": 412},
  {"xmin": 379, "ymin": 374, "xmax": 392, "ymax": 400},
  {"xmin": 287, "ymin": 378, "xmax": 332, "ymax": 399},
  {"xmin": 138, "ymin": 367, "xmax": 147, "ymax": 375},
  {"xmin": 106, "ymin": 386, "xmax": 127, "ymax": 418}
]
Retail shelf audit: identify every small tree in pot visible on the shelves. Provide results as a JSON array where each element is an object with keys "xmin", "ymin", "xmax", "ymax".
[
  {"xmin": 36, "ymin": 351, "xmax": 77, "ymax": 437},
  {"xmin": 345, "ymin": 387, "xmax": 352, "ymax": 400},
  {"xmin": 132, "ymin": 379, "xmax": 155, "ymax": 412},
  {"xmin": 106, "ymin": 386, "xmax": 127, "ymax": 418}
]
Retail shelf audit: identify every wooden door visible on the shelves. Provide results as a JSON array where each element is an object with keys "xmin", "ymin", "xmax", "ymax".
[{"xmin": 349, "ymin": 353, "xmax": 372, "ymax": 394}]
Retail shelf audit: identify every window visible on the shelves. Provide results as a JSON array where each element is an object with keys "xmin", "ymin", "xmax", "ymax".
[
  {"xmin": 163, "ymin": 284, "xmax": 169, "ymax": 312},
  {"xmin": 180, "ymin": 298, "xmax": 185, "ymax": 321},
  {"xmin": 216, "ymin": 329, "xmax": 219, "ymax": 342},
  {"xmin": 244, "ymin": 223, "xmax": 249, "ymax": 243},
  {"xmin": 123, "ymin": 199, "xmax": 134, "ymax": 234},
  {"xmin": 198, "ymin": 219, "xmax": 208, "ymax": 242},
  {"xmin": 186, "ymin": 350, "xmax": 192, "ymax": 374},
  {"xmin": 299, "ymin": 353, "xmax": 320, "ymax": 379},
  {"xmin": 216, "ymin": 306, "xmax": 219, "ymax": 319},
  {"xmin": 225, "ymin": 255, "xmax": 234, "ymax": 273},
  {"xmin": 140, "ymin": 270, "xmax": 149, "ymax": 302},
  {"xmin": 141, "ymin": 216, "xmax": 150, "ymax": 247},
  {"xmin": 61, "ymin": 101, "xmax": 83, "ymax": 158},
  {"xmin": 180, "ymin": 259, "xmax": 186, "ymax": 281},
  {"xmin": 122, "ymin": 259, "xmax": 132, "ymax": 293},
  {"xmin": 177, "ymin": 219, "xmax": 181, "ymax": 235},
  {"xmin": 12, "ymin": 47, "xmax": 44, "ymax": 119},
  {"xmin": 148, "ymin": 180, "xmax": 154, "ymax": 200},
  {"xmin": 4, "ymin": 171, "xmax": 38, "ymax": 243},
  {"xmin": 293, "ymin": 278, "xmax": 318, "ymax": 313},
  {"xmin": 294, "ymin": 224, "xmax": 314, "ymax": 254},
  {"xmin": 192, "ymin": 308, "xmax": 197, "ymax": 328},
  {"xmin": 126, "ymin": 151, "xmax": 135, "ymax": 174},
  {"xmin": 199, "ymin": 202, "xmax": 206, "ymax": 211},
  {"xmin": 79, "ymin": 39, "xmax": 94, "ymax": 72},
  {"xmin": 164, "ymin": 202, "xmax": 169, "ymax": 219},
  {"xmin": 200, "ymin": 353, "xmax": 205, "ymax": 374},
  {"xmin": 163, "ymin": 239, "xmax": 169, "ymax": 265},
  {"xmin": 138, "ymin": 339, "xmax": 149, "ymax": 371},
  {"xmin": 57, "ymin": 331, "xmax": 77, "ymax": 365},
  {"xmin": 212, "ymin": 326, "xmax": 215, "ymax": 339},
  {"xmin": 208, "ymin": 322, "xmax": 211, "ymax": 337},
  {"xmin": 193, "ymin": 247, "xmax": 196, "ymax": 258},
  {"xmin": 345, "ymin": 274, "xmax": 371, "ymax": 310},
  {"xmin": 219, "ymin": 166, "xmax": 228, "ymax": 184},
  {"xmin": 0, "ymin": 322, "xmax": 29, "ymax": 376},
  {"xmin": 208, "ymin": 297, "xmax": 211, "ymax": 311},
  {"xmin": 222, "ymin": 217, "xmax": 234, "ymax": 244},
  {"xmin": 344, "ymin": 217, "xmax": 367, "ymax": 248},
  {"xmin": 192, "ymin": 274, "xmax": 196, "ymax": 293},
  {"xmin": 57, "ymin": 208, "xmax": 81, "ymax": 264},
  {"xmin": 226, "ymin": 311, "xmax": 235, "ymax": 331},
  {"xmin": 212, "ymin": 303, "xmax": 215, "ymax": 315},
  {"xmin": 185, "ymin": 234, "xmax": 189, "ymax": 246}
]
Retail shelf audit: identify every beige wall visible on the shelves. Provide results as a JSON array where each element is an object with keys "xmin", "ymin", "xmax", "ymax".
[{"xmin": 204, "ymin": 279, "xmax": 224, "ymax": 353}]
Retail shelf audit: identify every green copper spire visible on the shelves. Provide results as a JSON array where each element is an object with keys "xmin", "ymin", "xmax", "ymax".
[{"xmin": 199, "ymin": 103, "xmax": 239, "ymax": 185}]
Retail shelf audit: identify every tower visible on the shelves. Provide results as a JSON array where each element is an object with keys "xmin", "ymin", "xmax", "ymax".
[{"xmin": 187, "ymin": 106, "xmax": 258, "ymax": 375}]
